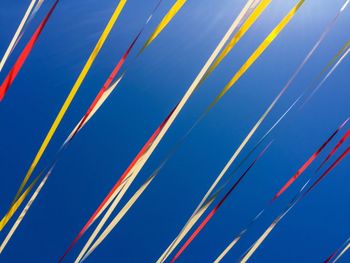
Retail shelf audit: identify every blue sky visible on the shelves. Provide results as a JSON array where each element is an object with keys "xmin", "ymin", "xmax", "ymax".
[{"xmin": 0, "ymin": 0, "xmax": 349, "ymax": 262}]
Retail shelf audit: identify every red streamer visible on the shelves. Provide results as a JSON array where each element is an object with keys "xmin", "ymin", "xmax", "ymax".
[
  {"xmin": 67, "ymin": 31, "xmax": 142, "ymax": 143},
  {"xmin": 306, "ymin": 145, "xmax": 350, "ymax": 195},
  {"xmin": 272, "ymin": 118, "xmax": 349, "ymax": 201},
  {"xmin": 316, "ymin": 128, "xmax": 350, "ymax": 172}
]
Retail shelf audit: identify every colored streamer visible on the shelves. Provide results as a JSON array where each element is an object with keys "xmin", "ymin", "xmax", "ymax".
[
  {"xmin": 83, "ymin": 175, "xmax": 218, "ymax": 262},
  {"xmin": 324, "ymin": 237, "xmax": 350, "ymax": 263},
  {"xmin": 239, "ymin": 179, "xmax": 311, "ymax": 263},
  {"xmin": 304, "ymin": 45, "xmax": 350, "ymax": 104},
  {"xmin": 318, "ymin": 40, "xmax": 350, "ymax": 79},
  {"xmin": 12, "ymin": 0, "xmax": 46, "ymax": 54},
  {"xmin": 76, "ymin": 174, "xmax": 156, "ymax": 263},
  {"xmin": 214, "ymin": 210, "xmax": 265, "ymax": 263},
  {"xmin": 273, "ymin": 117, "xmax": 349, "ymax": 200},
  {"xmin": 333, "ymin": 242, "xmax": 350, "ymax": 262},
  {"xmin": 139, "ymin": 0, "xmax": 187, "ymax": 53},
  {"xmin": 0, "ymin": 165, "xmax": 54, "ymax": 253},
  {"xmin": 0, "ymin": 0, "xmax": 59, "ymax": 100},
  {"xmin": 59, "ymin": 105, "xmax": 177, "ymax": 262},
  {"xmin": 0, "ymin": 0, "xmax": 37, "ymax": 72},
  {"xmin": 305, "ymin": 146, "xmax": 350, "ymax": 195},
  {"xmin": 239, "ymin": 204, "xmax": 295, "ymax": 263},
  {"xmin": 64, "ymin": 29, "xmax": 139, "ymax": 144},
  {"xmin": 200, "ymin": 0, "xmax": 272, "ymax": 84},
  {"xmin": 317, "ymin": 128, "xmax": 350, "ymax": 172},
  {"xmin": 170, "ymin": 142, "xmax": 271, "ymax": 262},
  {"xmin": 0, "ymin": 173, "xmax": 41, "ymax": 231},
  {"xmin": 207, "ymin": 0, "xmax": 305, "ymax": 111}
]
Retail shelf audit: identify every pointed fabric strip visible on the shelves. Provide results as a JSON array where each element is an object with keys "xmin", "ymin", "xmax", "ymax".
[
  {"xmin": 0, "ymin": 0, "xmax": 37, "ymax": 72},
  {"xmin": 63, "ymin": 29, "xmax": 140, "ymax": 145},
  {"xmin": 317, "ymin": 128, "xmax": 350, "ymax": 172},
  {"xmin": 59, "ymin": 105, "xmax": 178, "ymax": 262},
  {"xmin": 318, "ymin": 40, "xmax": 350, "ymax": 80},
  {"xmin": 273, "ymin": 117, "xmax": 349, "ymax": 200},
  {"xmin": 74, "ymin": 151, "xmax": 162, "ymax": 263},
  {"xmin": 0, "ymin": 0, "xmax": 59, "ymax": 100},
  {"xmin": 222, "ymin": 95, "xmax": 302, "ymax": 190},
  {"xmin": 63, "ymin": 76, "xmax": 124, "ymax": 146},
  {"xmin": 6, "ymin": 0, "xmax": 127, "ymax": 216},
  {"xmin": 333, "ymin": 241, "xmax": 350, "ymax": 262},
  {"xmin": 0, "ymin": 173, "xmax": 41, "ymax": 231},
  {"xmin": 206, "ymin": 0, "xmax": 305, "ymax": 111},
  {"xmin": 213, "ymin": 210, "xmax": 265, "ymax": 263},
  {"xmin": 305, "ymin": 146, "xmax": 350, "ymax": 195},
  {"xmin": 239, "ymin": 204, "xmax": 295, "ymax": 263},
  {"xmin": 139, "ymin": 0, "xmax": 187, "ymax": 53},
  {"xmin": 170, "ymin": 142, "xmax": 271, "ymax": 263},
  {"xmin": 11, "ymin": 0, "xmax": 46, "ymax": 55},
  {"xmin": 305, "ymin": 45, "xmax": 350, "ymax": 104},
  {"xmin": 239, "ymin": 179, "xmax": 311, "ymax": 263},
  {"xmin": 0, "ymin": 165, "xmax": 54, "ymax": 253},
  {"xmin": 324, "ymin": 237, "xmax": 350, "ymax": 263},
  {"xmin": 63, "ymin": 0, "xmax": 261, "ymax": 259},
  {"xmin": 200, "ymin": 0, "xmax": 272, "ymax": 84},
  {"xmin": 83, "ymin": 175, "xmax": 218, "ymax": 262},
  {"xmin": 76, "ymin": 173, "xmax": 156, "ymax": 263},
  {"xmin": 156, "ymin": 195, "xmax": 218, "ymax": 263}
]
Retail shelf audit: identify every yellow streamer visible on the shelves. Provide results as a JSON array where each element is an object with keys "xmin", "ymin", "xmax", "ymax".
[
  {"xmin": 10, "ymin": 0, "xmax": 127, "ymax": 206},
  {"xmin": 139, "ymin": 0, "xmax": 187, "ymax": 53},
  {"xmin": 201, "ymin": 0, "xmax": 272, "ymax": 84},
  {"xmin": 208, "ymin": 0, "xmax": 305, "ymax": 110}
]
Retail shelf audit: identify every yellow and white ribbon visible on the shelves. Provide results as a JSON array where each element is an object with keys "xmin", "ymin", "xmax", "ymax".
[{"xmin": 139, "ymin": 0, "xmax": 187, "ymax": 53}]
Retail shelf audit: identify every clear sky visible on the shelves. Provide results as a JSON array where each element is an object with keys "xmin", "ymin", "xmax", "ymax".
[{"xmin": 0, "ymin": 0, "xmax": 349, "ymax": 262}]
